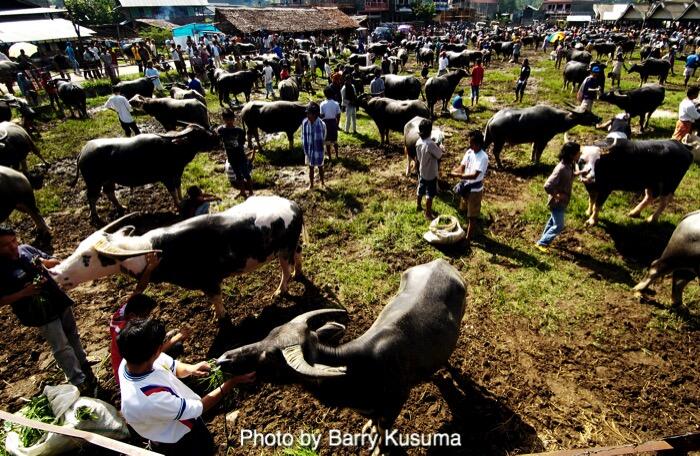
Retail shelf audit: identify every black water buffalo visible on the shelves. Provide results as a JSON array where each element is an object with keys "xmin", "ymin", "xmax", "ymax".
[
  {"xmin": 599, "ymin": 84, "xmax": 665, "ymax": 131},
  {"xmin": 0, "ymin": 100, "xmax": 12, "ymax": 122},
  {"xmin": 0, "ymin": 61, "xmax": 20, "ymax": 94},
  {"xmin": 73, "ymin": 125, "xmax": 217, "ymax": 224},
  {"xmin": 241, "ymin": 101, "xmax": 307, "ymax": 152},
  {"xmin": 496, "ymin": 41, "xmax": 514, "ymax": 60},
  {"xmin": 360, "ymin": 96, "xmax": 430, "ymax": 145},
  {"xmin": 214, "ymin": 69, "xmax": 260, "ymax": 106},
  {"xmin": 418, "ymin": 48, "xmax": 435, "ymax": 66},
  {"xmin": 403, "ymin": 116, "xmax": 445, "ymax": 176},
  {"xmin": 129, "ymin": 95, "xmax": 209, "ymax": 131},
  {"xmin": 628, "ymin": 59, "xmax": 671, "ymax": 85},
  {"xmin": 235, "ymin": 43, "xmax": 257, "ymax": 55},
  {"xmin": 382, "ymin": 74, "xmax": 422, "ymax": 100},
  {"xmin": 49, "ymin": 196, "xmax": 304, "ymax": 318},
  {"xmin": 483, "ymin": 105, "xmax": 601, "ymax": 168},
  {"xmin": 367, "ymin": 43, "xmax": 389, "ymax": 56},
  {"xmin": 566, "ymin": 49, "xmax": 593, "ymax": 65},
  {"xmin": 0, "ymin": 122, "xmax": 47, "ymax": 172},
  {"xmin": 577, "ymin": 140, "xmax": 693, "ymax": 226},
  {"xmin": 562, "ymin": 61, "xmax": 590, "ymax": 92},
  {"xmin": 216, "ymin": 259, "xmax": 466, "ymax": 455},
  {"xmin": 593, "ymin": 42, "xmax": 616, "ymax": 59},
  {"xmin": 442, "ymin": 42, "xmax": 467, "ymax": 52},
  {"xmin": 620, "ymin": 40, "xmax": 636, "ymax": 56},
  {"xmin": 55, "ymin": 79, "xmax": 88, "ymax": 118},
  {"xmin": 279, "ymin": 78, "xmax": 300, "ymax": 101},
  {"xmin": 0, "ymin": 165, "xmax": 50, "ymax": 237},
  {"xmin": 425, "ymin": 69, "xmax": 468, "ymax": 116},
  {"xmin": 348, "ymin": 53, "xmax": 369, "ymax": 66},
  {"xmin": 633, "ymin": 210, "xmax": 700, "ymax": 307},
  {"xmin": 169, "ymin": 84, "xmax": 206, "ymax": 104},
  {"xmin": 114, "ymin": 77, "xmax": 154, "ymax": 99},
  {"xmin": 444, "ymin": 50, "xmax": 483, "ymax": 68}
]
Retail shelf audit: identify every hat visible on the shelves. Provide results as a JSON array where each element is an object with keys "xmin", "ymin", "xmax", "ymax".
[
  {"xmin": 306, "ymin": 102, "xmax": 320, "ymax": 115},
  {"xmin": 591, "ymin": 65, "xmax": 601, "ymax": 73}
]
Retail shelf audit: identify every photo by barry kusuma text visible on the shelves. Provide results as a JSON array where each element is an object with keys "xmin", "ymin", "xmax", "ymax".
[{"xmin": 238, "ymin": 428, "xmax": 462, "ymax": 451}]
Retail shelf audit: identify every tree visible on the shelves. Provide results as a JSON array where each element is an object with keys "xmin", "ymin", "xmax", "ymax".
[
  {"xmin": 411, "ymin": 0, "xmax": 436, "ymax": 23},
  {"xmin": 498, "ymin": 0, "xmax": 517, "ymax": 14},
  {"xmin": 64, "ymin": 0, "xmax": 120, "ymax": 25}
]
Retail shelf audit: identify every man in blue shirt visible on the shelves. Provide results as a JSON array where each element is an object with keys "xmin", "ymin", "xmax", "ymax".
[
  {"xmin": 0, "ymin": 227, "xmax": 96, "ymax": 394},
  {"xmin": 684, "ymin": 53, "xmax": 699, "ymax": 86},
  {"xmin": 578, "ymin": 65, "xmax": 603, "ymax": 112},
  {"xmin": 187, "ymin": 72, "xmax": 204, "ymax": 96},
  {"xmin": 272, "ymin": 44, "xmax": 283, "ymax": 60}
]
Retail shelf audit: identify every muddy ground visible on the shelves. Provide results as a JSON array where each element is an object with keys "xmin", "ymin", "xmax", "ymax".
[{"xmin": 1, "ymin": 53, "xmax": 699, "ymax": 456}]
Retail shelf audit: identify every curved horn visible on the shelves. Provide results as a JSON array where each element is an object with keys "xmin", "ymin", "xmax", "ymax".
[
  {"xmin": 290, "ymin": 308, "xmax": 348, "ymax": 327},
  {"xmin": 611, "ymin": 137, "xmax": 619, "ymax": 148},
  {"xmin": 93, "ymin": 237, "xmax": 160, "ymax": 259},
  {"xmin": 282, "ymin": 345, "xmax": 347, "ymax": 378},
  {"xmin": 564, "ymin": 133, "xmax": 570, "ymax": 143},
  {"xmin": 98, "ymin": 212, "xmax": 142, "ymax": 234},
  {"xmin": 0, "ymin": 128, "xmax": 7, "ymax": 142}
]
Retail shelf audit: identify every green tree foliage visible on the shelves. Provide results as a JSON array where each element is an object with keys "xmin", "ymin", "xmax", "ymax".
[
  {"xmin": 139, "ymin": 26, "xmax": 172, "ymax": 47},
  {"xmin": 411, "ymin": 0, "xmax": 436, "ymax": 23},
  {"xmin": 499, "ymin": 0, "xmax": 517, "ymax": 14},
  {"xmin": 64, "ymin": 0, "xmax": 120, "ymax": 25}
]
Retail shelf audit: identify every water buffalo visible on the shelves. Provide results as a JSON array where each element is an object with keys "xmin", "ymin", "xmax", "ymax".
[
  {"xmin": 628, "ymin": 59, "xmax": 671, "ymax": 85},
  {"xmin": 633, "ymin": 210, "xmax": 700, "ymax": 307},
  {"xmin": 562, "ymin": 61, "xmax": 589, "ymax": 92},
  {"xmin": 368, "ymin": 43, "xmax": 389, "ymax": 57},
  {"xmin": 566, "ymin": 49, "xmax": 593, "ymax": 65},
  {"xmin": 235, "ymin": 43, "xmax": 257, "ymax": 55},
  {"xmin": 577, "ymin": 140, "xmax": 693, "ymax": 225},
  {"xmin": 483, "ymin": 105, "xmax": 601, "ymax": 168},
  {"xmin": 418, "ymin": 48, "xmax": 435, "ymax": 66},
  {"xmin": 129, "ymin": 95, "xmax": 209, "ymax": 131},
  {"xmin": 382, "ymin": 74, "xmax": 422, "ymax": 100},
  {"xmin": 216, "ymin": 259, "xmax": 466, "ymax": 455},
  {"xmin": 348, "ymin": 53, "xmax": 369, "ymax": 66},
  {"xmin": 360, "ymin": 96, "xmax": 431, "ymax": 145},
  {"xmin": 73, "ymin": 125, "xmax": 217, "ymax": 224},
  {"xmin": 49, "ymin": 196, "xmax": 305, "ymax": 318},
  {"xmin": 113, "ymin": 77, "xmax": 154, "ymax": 99},
  {"xmin": 425, "ymin": 69, "xmax": 468, "ymax": 116},
  {"xmin": 403, "ymin": 116, "xmax": 445, "ymax": 176},
  {"xmin": 0, "ymin": 165, "xmax": 50, "ymax": 237},
  {"xmin": 396, "ymin": 48, "xmax": 409, "ymax": 71},
  {"xmin": 53, "ymin": 79, "xmax": 87, "ymax": 119},
  {"xmin": 0, "ymin": 122, "xmax": 47, "ymax": 172},
  {"xmin": 0, "ymin": 100, "xmax": 12, "ymax": 122},
  {"xmin": 599, "ymin": 84, "xmax": 665, "ymax": 132},
  {"xmin": 240, "ymin": 101, "xmax": 307, "ymax": 152},
  {"xmin": 593, "ymin": 42, "xmax": 616, "ymax": 60},
  {"xmin": 169, "ymin": 84, "xmax": 206, "ymax": 104},
  {"xmin": 279, "ymin": 78, "xmax": 300, "ymax": 101},
  {"xmin": 444, "ymin": 50, "xmax": 483, "ymax": 68},
  {"xmin": 213, "ymin": 69, "xmax": 260, "ymax": 106},
  {"xmin": 0, "ymin": 61, "xmax": 20, "ymax": 94}
]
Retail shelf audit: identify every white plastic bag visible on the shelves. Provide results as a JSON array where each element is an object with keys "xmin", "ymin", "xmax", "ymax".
[{"xmin": 5, "ymin": 385, "xmax": 128, "ymax": 456}]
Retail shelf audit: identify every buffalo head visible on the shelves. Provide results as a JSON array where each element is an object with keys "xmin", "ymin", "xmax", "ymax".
[
  {"xmin": 627, "ymin": 63, "xmax": 643, "ymax": 74},
  {"xmin": 566, "ymin": 107, "xmax": 601, "ymax": 126},
  {"xmin": 217, "ymin": 309, "xmax": 348, "ymax": 378},
  {"xmin": 49, "ymin": 213, "xmax": 159, "ymax": 290}
]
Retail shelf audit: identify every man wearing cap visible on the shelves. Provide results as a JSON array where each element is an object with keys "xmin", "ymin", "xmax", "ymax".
[
  {"xmin": 578, "ymin": 65, "xmax": 603, "ymax": 112},
  {"xmin": 301, "ymin": 102, "xmax": 327, "ymax": 189}
]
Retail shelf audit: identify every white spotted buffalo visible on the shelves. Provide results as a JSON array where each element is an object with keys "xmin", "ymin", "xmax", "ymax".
[
  {"xmin": 48, "ymin": 196, "xmax": 305, "ymax": 319},
  {"xmin": 0, "ymin": 165, "xmax": 50, "ymax": 237},
  {"xmin": 113, "ymin": 77, "xmax": 154, "ymax": 99},
  {"xmin": 598, "ymin": 84, "xmax": 665, "ymax": 131},
  {"xmin": 425, "ymin": 69, "xmax": 468, "ymax": 116},
  {"xmin": 360, "ymin": 97, "xmax": 430, "ymax": 145},
  {"xmin": 73, "ymin": 125, "xmax": 217, "ymax": 224},
  {"xmin": 483, "ymin": 105, "xmax": 601, "ymax": 168},
  {"xmin": 577, "ymin": 140, "xmax": 693, "ymax": 226},
  {"xmin": 211, "ymin": 69, "xmax": 260, "ymax": 106},
  {"xmin": 129, "ymin": 95, "xmax": 210, "ymax": 131},
  {"xmin": 381, "ymin": 74, "xmax": 422, "ymax": 100},
  {"xmin": 55, "ymin": 79, "xmax": 88, "ymax": 119},
  {"xmin": 628, "ymin": 59, "xmax": 671, "ymax": 86},
  {"xmin": 169, "ymin": 84, "xmax": 206, "ymax": 104},
  {"xmin": 216, "ymin": 259, "xmax": 466, "ymax": 454},
  {"xmin": 633, "ymin": 210, "xmax": 700, "ymax": 307},
  {"xmin": 241, "ymin": 101, "xmax": 307, "ymax": 151},
  {"xmin": 403, "ymin": 116, "xmax": 445, "ymax": 176},
  {"xmin": 0, "ymin": 122, "xmax": 48, "ymax": 172}
]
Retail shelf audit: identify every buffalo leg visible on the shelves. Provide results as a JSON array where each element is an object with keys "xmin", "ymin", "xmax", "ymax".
[
  {"xmin": 87, "ymin": 188, "xmax": 102, "ymax": 225},
  {"xmin": 647, "ymin": 194, "xmax": 672, "ymax": 222},
  {"xmin": 166, "ymin": 187, "xmax": 180, "ymax": 208},
  {"xmin": 492, "ymin": 141, "xmax": 505, "ymax": 169},
  {"xmin": 104, "ymin": 185, "xmax": 126, "ymax": 215},
  {"xmin": 586, "ymin": 198, "xmax": 604, "ymax": 226},
  {"xmin": 586, "ymin": 194, "xmax": 594, "ymax": 217},
  {"xmin": 629, "ymin": 188, "xmax": 654, "ymax": 218},
  {"xmin": 20, "ymin": 159, "xmax": 29, "ymax": 174},
  {"xmin": 531, "ymin": 142, "xmax": 546, "ymax": 164},
  {"xmin": 16, "ymin": 203, "xmax": 50, "ymax": 236},
  {"xmin": 671, "ymin": 269, "xmax": 696, "ymax": 307},
  {"xmin": 208, "ymin": 291, "xmax": 225, "ymax": 319},
  {"xmin": 404, "ymin": 146, "xmax": 412, "ymax": 176},
  {"xmin": 286, "ymin": 131, "xmax": 294, "ymax": 151},
  {"xmin": 274, "ymin": 253, "xmax": 292, "ymax": 297},
  {"xmin": 293, "ymin": 244, "xmax": 303, "ymax": 279}
]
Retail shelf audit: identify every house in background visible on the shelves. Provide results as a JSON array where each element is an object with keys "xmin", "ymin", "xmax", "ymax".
[{"xmin": 117, "ymin": 0, "xmax": 210, "ymax": 21}]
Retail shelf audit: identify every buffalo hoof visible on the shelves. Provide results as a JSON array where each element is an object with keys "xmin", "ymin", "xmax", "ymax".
[
  {"xmin": 585, "ymin": 217, "xmax": 597, "ymax": 227},
  {"xmin": 272, "ymin": 288, "xmax": 288, "ymax": 299},
  {"xmin": 646, "ymin": 214, "xmax": 658, "ymax": 223}
]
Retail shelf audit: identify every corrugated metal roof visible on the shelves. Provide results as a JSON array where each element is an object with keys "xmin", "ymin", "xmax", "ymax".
[
  {"xmin": 118, "ymin": 0, "xmax": 209, "ymax": 7},
  {"xmin": 0, "ymin": 7, "xmax": 66, "ymax": 16},
  {"xmin": 0, "ymin": 18, "xmax": 95, "ymax": 43}
]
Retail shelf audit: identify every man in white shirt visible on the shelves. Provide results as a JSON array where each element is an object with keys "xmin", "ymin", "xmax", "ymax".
[
  {"xmin": 438, "ymin": 51, "xmax": 449, "ymax": 76},
  {"xmin": 673, "ymin": 86, "xmax": 700, "ymax": 140},
  {"xmin": 118, "ymin": 318, "xmax": 254, "ymax": 455},
  {"xmin": 263, "ymin": 62, "xmax": 275, "ymax": 99},
  {"xmin": 105, "ymin": 87, "xmax": 140, "ymax": 137},
  {"xmin": 415, "ymin": 119, "xmax": 443, "ymax": 220},
  {"xmin": 320, "ymin": 86, "xmax": 342, "ymax": 159},
  {"xmin": 450, "ymin": 130, "xmax": 489, "ymax": 242}
]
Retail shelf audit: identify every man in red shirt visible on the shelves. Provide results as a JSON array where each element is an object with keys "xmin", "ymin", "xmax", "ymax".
[{"xmin": 470, "ymin": 59, "xmax": 485, "ymax": 107}]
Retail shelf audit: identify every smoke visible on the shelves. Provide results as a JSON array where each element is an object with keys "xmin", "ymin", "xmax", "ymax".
[{"xmin": 155, "ymin": 6, "xmax": 175, "ymax": 20}]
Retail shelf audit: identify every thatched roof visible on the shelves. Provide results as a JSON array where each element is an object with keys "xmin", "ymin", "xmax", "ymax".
[
  {"xmin": 215, "ymin": 7, "xmax": 359, "ymax": 34},
  {"xmin": 135, "ymin": 18, "xmax": 179, "ymax": 30}
]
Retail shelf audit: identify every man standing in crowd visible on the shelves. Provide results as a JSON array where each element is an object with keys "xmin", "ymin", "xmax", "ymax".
[
  {"xmin": 105, "ymin": 87, "xmax": 140, "ymax": 137},
  {"xmin": 450, "ymin": 130, "xmax": 489, "ymax": 243},
  {"xmin": 0, "ymin": 227, "xmax": 97, "ymax": 395}
]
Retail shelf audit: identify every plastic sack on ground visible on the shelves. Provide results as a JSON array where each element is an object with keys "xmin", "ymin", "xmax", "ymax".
[
  {"xmin": 423, "ymin": 215, "xmax": 466, "ymax": 245},
  {"xmin": 5, "ymin": 385, "xmax": 128, "ymax": 456}
]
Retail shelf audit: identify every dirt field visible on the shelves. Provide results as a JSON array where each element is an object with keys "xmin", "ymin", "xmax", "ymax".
[{"xmin": 0, "ymin": 45, "xmax": 698, "ymax": 456}]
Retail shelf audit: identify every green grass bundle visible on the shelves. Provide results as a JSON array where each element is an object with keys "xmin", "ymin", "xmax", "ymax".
[
  {"xmin": 194, "ymin": 360, "xmax": 226, "ymax": 393},
  {"xmin": 75, "ymin": 406, "xmax": 98, "ymax": 422},
  {"xmin": 16, "ymin": 395, "xmax": 56, "ymax": 447}
]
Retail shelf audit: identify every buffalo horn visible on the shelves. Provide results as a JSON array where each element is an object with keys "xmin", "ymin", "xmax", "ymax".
[
  {"xmin": 93, "ymin": 237, "xmax": 159, "ymax": 259},
  {"xmin": 282, "ymin": 345, "xmax": 347, "ymax": 378},
  {"xmin": 563, "ymin": 101, "xmax": 578, "ymax": 109},
  {"xmin": 98, "ymin": 212, "xmax": 142, "ymax": 234},
  {"xmin": 291, "ymin": 308, "xmax": 348, "ymax": 327},
  {"xmin": 564, "ymin": 133, "xmax": 570, "ymax": 143},
  {"xmin": 0, "ymin": 128, "xmax": 7, "ymax": 142}
]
